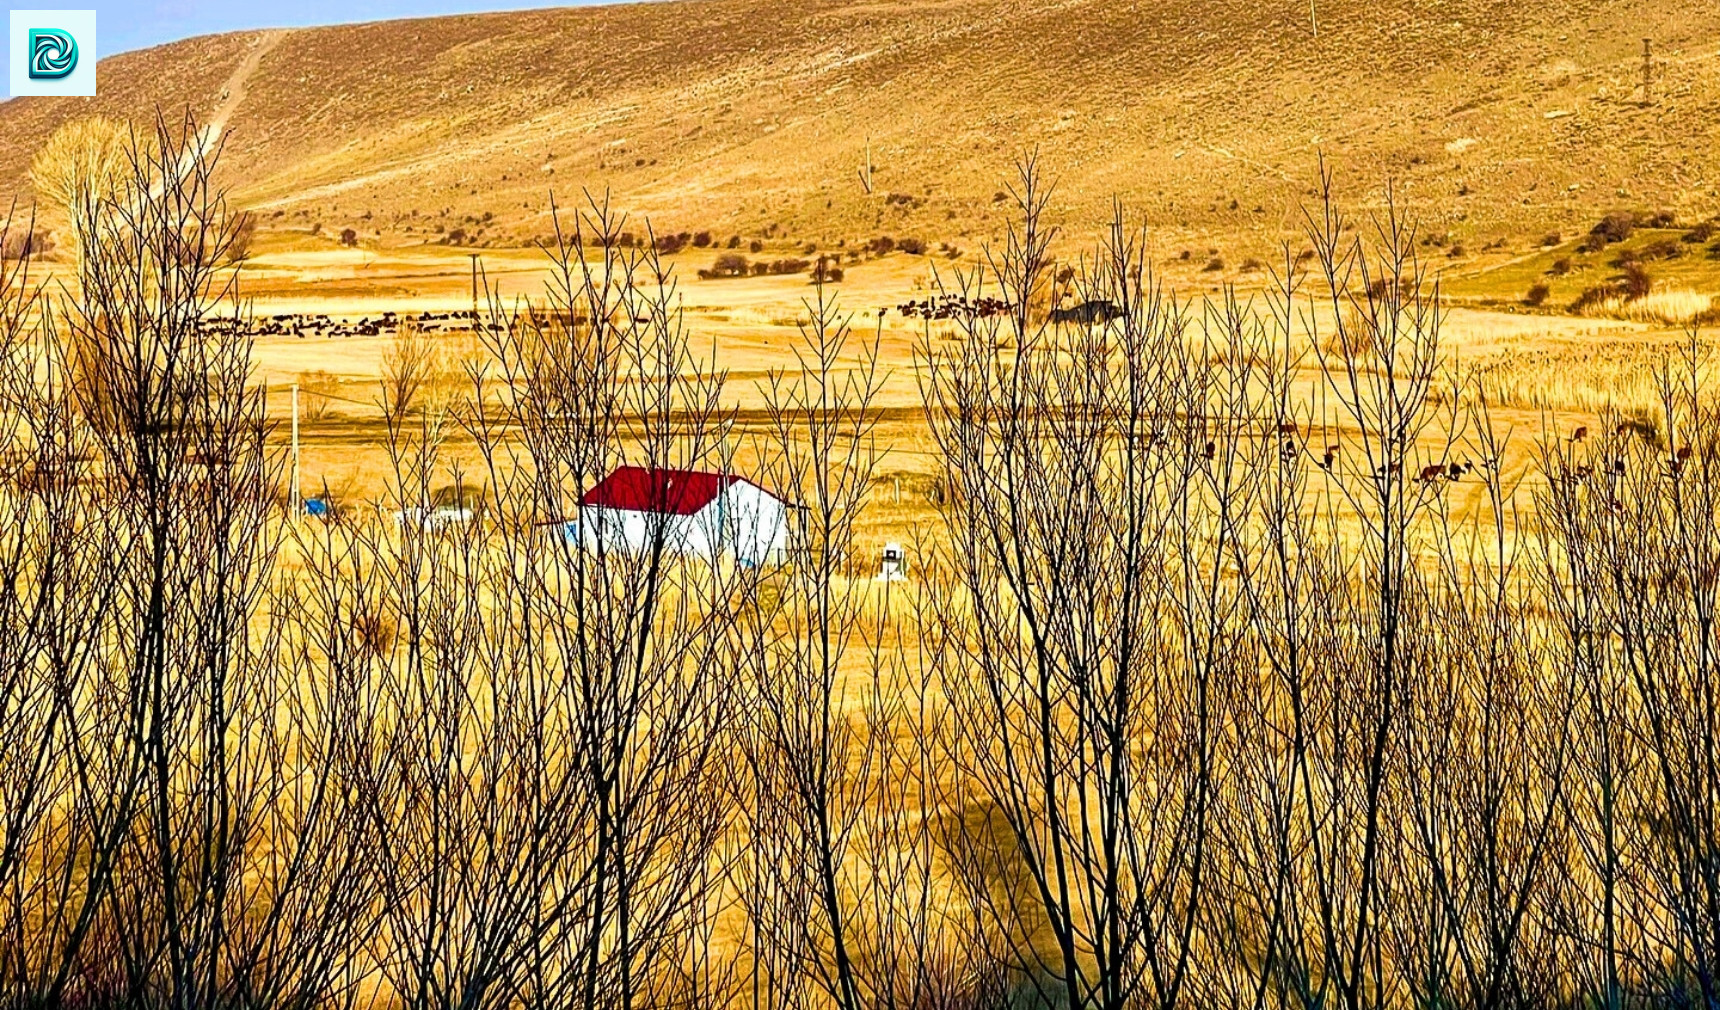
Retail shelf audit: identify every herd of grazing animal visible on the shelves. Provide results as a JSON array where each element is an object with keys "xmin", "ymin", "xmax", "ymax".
[
  {"xmin": 891, "ymin": 293, "xmax": 1013, "ymax": 320},
  {"xmin": 238, "ymin": 296, "xmax": 1136, "ymax": 337},
  {"xmin": 238, "ymin": 309, "xmax": 481, "ymax": 339},
  {"xmin": 888, "ymin": 295, "xmax": 1130, "ymax": 324},
  {"xmin": 233, "ymin": 308, "xmax": 624, "ymax": 340}
]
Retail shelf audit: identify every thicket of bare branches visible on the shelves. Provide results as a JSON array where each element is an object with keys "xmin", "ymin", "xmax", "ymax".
[{"xmin": 6, "ymin": 129, "xmax": 1720, "ymax": 1010}]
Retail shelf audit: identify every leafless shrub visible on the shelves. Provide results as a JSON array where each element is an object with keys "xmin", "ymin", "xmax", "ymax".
[
  {"xmin": 8, "ymin": 134, "xmax": 1720, "ymax": 1010},
  {"xmin": 297, "ymin": 368, "xmax": 340, "ymax": 421},
  {"xmin": 379, "ymin": 319, "xmax": 437, "ymax": 423},
  {"xmin": 28, "ymin": 115, "xmax": 129, "ymax": 270}
]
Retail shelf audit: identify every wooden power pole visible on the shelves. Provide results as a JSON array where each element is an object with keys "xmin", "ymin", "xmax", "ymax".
[
  {"xmin": 290, "ymin": 381, "xmax": 301, "ymax": 518},
  {"xmin": 1642, "ymin": 38, "xmax": 1654, "ymax": 107}
]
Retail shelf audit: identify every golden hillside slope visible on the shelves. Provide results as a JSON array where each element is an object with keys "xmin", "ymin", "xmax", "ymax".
[{"xmin": 2, "ymin": 0, "xmax": 1719, "ymax": 250}]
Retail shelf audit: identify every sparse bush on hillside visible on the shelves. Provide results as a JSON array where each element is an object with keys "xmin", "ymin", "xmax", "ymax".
[
  {"xmin": 1524, "ymin": 282, "xmax": 1550, "ymax": 307},
  {"xmin": 1590, "ymin": 211, "xmax": 1640, "ymax": 245},
  {"xmin": 1623, "ymin": 262, "xmax": 1654, "ymax": 299},
  {"xmin": 697, "ymin": 252, "xmax": 750, "ymax": 279},
  {"xmin": 726, "ymin": 234, "xmax": 741, "ymax": 248},
  {"xmin": 693, "ymin": 231, "xmax": 712, "ymax": 247},
  {"xmin": 1540, "ymin": 231, "xmax": 1562, "ymax": 247},
  {"xmin": 1548, "ymin": 257, "xmax": 1573, "ymax": 276},
  {"xmin": 810, "ymin": 255, "xmax": 843, "ymax": 283},
  {"xmin": 1636, "ymin": 238, "xmax": 1684, "ymax": 262},
  {"xmin": 868, "ymin": 236, "xmax": 896, "ymax": 255},
  {"xmin": 898, "ymin": 237, "xmax": 927, "ymax": 255},
  {"xmin": 1682, "ymin": 222, "xmax": 1715, "ymax": 243},
  {"xmin": 229, "ymin": 212, "xmax": 257, "ymax": 262},
  {"xmin": 1202, "ymin": 255, "xmax": 1224, "ymax": 272},
  {"xmin": 749, "ymin": 239, "xmax": 763, "ymax": 253},
  {"xmin": 339, "ymin": 227, "xmax": 359, "ymax": 247},
  {"xmin": 653, "ymin": 231, "xmax": 691, "ymax": 255},
  {"xmin": 1447, "ymin": 242, "xmax": 1466, "ymax": 258},
  {"xmin": 1579, "ymin": 232, "xmax": 1608, "ymax": 253}
]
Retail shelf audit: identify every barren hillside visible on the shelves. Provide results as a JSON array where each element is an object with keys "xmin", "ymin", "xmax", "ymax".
[{"xmin": 3, "ymin": 0, "xmax": 1719, "ymax": 252}]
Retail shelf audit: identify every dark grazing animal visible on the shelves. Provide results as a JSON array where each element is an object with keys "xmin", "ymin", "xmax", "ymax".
[{"xmin": 1049, "ymin": 299, "xmax": 1124, "ymax": 325}]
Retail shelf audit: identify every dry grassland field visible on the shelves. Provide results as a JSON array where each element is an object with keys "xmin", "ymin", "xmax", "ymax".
[{"xmin": 5, "ymin": 1, "xmax": 1720, "ymax": 1009}]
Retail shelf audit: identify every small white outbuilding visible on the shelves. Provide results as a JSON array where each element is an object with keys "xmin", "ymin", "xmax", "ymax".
[{"xmin": 576, "ymin": 465, "xmax": 795, "ymax": 566}]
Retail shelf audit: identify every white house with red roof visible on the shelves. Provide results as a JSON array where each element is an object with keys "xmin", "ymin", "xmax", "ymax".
[{"xmin": 575, "ymin": 465, "xmax": 795, "ymax": 565}]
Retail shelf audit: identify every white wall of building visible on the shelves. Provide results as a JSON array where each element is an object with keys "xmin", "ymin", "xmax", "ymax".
[
  {"xmin": 721, "ymin": 481, "xmax": 791, "ymax": 565},
  {"xmin": 578, "ymin": 482, "xmax": 791, "ymax": 565}
]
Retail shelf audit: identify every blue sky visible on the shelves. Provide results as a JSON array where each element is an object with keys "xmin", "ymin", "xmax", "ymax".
[{"xmin": 7, "ymin": 1, "xmax": 614, "ymax": 90}]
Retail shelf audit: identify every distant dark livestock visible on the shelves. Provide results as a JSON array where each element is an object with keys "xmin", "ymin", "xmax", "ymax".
[
  {"xmin": 892, "ymin": 294, "xmax": 1012, "ymax": 321},
  {"xmin": 1048, "ymin": 300, "xmax": 1124, "ymax": 325}
]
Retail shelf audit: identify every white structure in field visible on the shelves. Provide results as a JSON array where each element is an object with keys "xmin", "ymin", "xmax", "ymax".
[
  {"xmin": 876, "ymin": 542, "xmax": 909, "ymax": 581},
  {"xmin": 576, "ymin": 465, "xmax": 795, "ymax": 565}
]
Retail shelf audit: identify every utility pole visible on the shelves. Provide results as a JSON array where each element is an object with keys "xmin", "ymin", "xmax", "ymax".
[
  {"xmin": 1310, "ymin": 0, "xmax": 1318, "ymax": 38},
  {"xmin": 1641, "ymin": 38, "xmax": 1654, "ymax": 107},
  {"xmin": 290, "ymin": 381, "xmax": 301, "ymax": 518},
  {"xmin": 857, "ymin": 138, "xmax": 874, "ymax": 195},
  {"xmin": 469, "ymin": 252, "xmax": 480, "ymax": 308}
]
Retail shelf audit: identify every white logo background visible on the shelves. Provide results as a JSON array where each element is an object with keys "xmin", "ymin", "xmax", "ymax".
[{"xmin": 9, "ymin": 9, "xmax": 97, "ymax": 97}]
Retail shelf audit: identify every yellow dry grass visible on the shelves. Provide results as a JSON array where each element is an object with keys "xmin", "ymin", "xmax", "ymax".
[{"xmin": 1575, "ymin": 288, "xmax": 1717, "ymax": 325}]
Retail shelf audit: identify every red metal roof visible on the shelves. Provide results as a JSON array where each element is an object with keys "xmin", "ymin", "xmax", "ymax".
[{"xmin": 578, "ymin": 466, "xmax": 753, "ymax": 515}]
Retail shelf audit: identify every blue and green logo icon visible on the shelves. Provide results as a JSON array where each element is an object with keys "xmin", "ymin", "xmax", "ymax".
[
  {"xmin": 27, "ymin": 27, "xmax": 77, "ymax": 79},
  {"xmin": 9, "ymin": 11, "xmax": 96, "ymax": 96}
]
